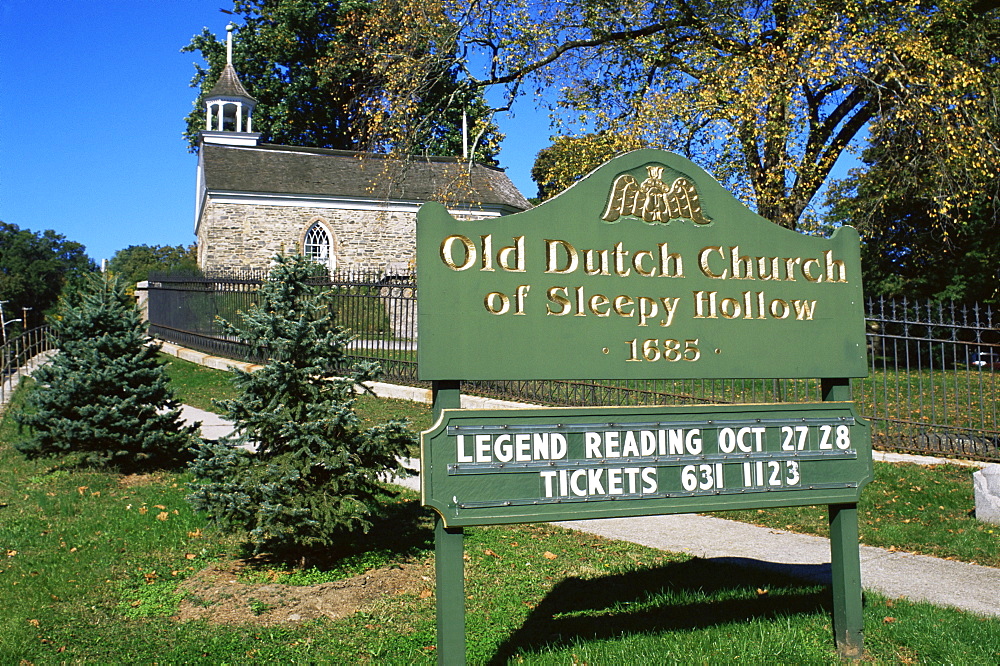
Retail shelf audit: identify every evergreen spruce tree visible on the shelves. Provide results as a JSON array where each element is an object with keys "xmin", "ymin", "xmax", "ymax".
[
  {"xmin": 16, "ymin": 272, "xmax": 198, "ymax": 471},
  {"xmin": 187, "ymin": 255, "xmax": 414, "ymax": 558}
]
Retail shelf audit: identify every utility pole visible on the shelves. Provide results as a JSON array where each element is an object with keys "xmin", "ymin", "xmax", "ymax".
[{"xmin": 0, "ymin": 301, "xmax": 22, "ymax": 346}]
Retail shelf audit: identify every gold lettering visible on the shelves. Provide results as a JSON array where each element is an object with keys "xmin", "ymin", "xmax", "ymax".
[
  {"xmin": 633, "ymin": 250, "xmax": 657, "ymax": 277},
  {"xmin": 440, "ymin": 235, "xmax": 476, "ymax": 271},
  {"xmin": 720, "ymin": 297, "xmax": 742, "ymax": 319},
  {"xmin": 612, "ymin": 295, "xmax": 635, "ymax": 317},
  {"xmin": 770, "ymin": 299, "xmax": 790, "ymax": 319},
  {"xmin": 484, "ymin": 292, "xmax": 509, "ymax": 315},
  {"xmin": 824, "ymin": 250, "xmax": 847, "ymax": 282},
  {"xmin": 783, "ymin": 257, "xmax": 801, "ymax": 281},
  {"xmin": 583, "ymin": 249, "xmax": 610, "ymax": 276},
  {"xmin": 574, "ymin": 286, "xmax": 588, "ymax": 317},
  {"xmin": 803, "ymin": 258, "xmax": 823, "ymax": 282},
  {"xmin": 693, "ymin": 290, "xmax": 718, "ymax": 318},
  {"xmin": 497, "ymin": 236, "xmax": 525, "ymax": 273},
  {"xmin": 480, "ymin": 235, "xmax": 494, "ymax": 271},
  {"xmin": 613, "ymin": 242, "xmax": 631, "ymax": 277},
  {"xmin": 699, "ymin": 247, "xmax": 727, "ymax": 279},
  {"xmin": 729, "ymin": 246, "xmax": 754, "ymax": 280},
  {"xmin": 658, "ymin": 243, "xmax": 684, "ymax": 277},
  {"xmin": 589, "ymin": 294, "xmax": 611, "ymax": 317},
  {"xmin": 757, "ymin": 256, "xmax": 780, "ymax": 280},
  {"xmin": 546, "ymin": 287, "xmax": 571, "ymax": 315},
  {"xmin": 545, "ymin": 239, "xmax": 578, "ymax": 274},
  {"xmin": 793, "ymin": 299, "xmax": 817, "ymax": 320}
]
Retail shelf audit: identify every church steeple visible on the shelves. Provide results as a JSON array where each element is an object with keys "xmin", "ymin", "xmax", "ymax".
[{"xmin": 202, "ymin": 23, "xmax": 260, "ymax": 146}]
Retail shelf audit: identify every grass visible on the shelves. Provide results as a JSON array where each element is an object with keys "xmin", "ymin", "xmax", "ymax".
[
  {"xmin": 716, "ymin": 461, "xmax": 1000, "ymax": 566},
  {"xmin": 3, "ymin": 361, "xmax": 999, "ymax": 662},
  {"xmin": 163, "ymin": 354, "xmax": 998, "ymax": 566},
  {"xmin": 162, "ymin": 353, "xmax": 434, "ymax": 434}
]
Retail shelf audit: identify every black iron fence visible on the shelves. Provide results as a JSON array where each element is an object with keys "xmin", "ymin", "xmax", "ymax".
[
  {"xmin": 146, "ymin": 273, "xmax": 999, "ymax": 461},
  {"xmin": 1, "ymin": 326, "xmax": 54, "ymax": 407}
]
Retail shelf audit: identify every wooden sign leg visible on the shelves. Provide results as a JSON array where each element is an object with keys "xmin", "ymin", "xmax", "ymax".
[
  {"xmin": 432, "ymin": 381, "xmax": 465, "ymax": 665},
  {"xmin": 821, "ymin": 377, "xmax": 863, "ymax": 659},
  {"xmin": 829, "ymin": 503, "xmax": 864, "ymax": 659},
  {"xmin": 435, "ymin": 520, "xmax": 465, "ymax": 665}
]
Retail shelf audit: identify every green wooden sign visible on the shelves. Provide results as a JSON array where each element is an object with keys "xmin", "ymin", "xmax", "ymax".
[
  {"xmin": 417, "ymin": 149, "xmax": 866, "ymax": 380},
  {"xmin": 422, "ymin": 402, "xmax": 872, "ymax": 528}
]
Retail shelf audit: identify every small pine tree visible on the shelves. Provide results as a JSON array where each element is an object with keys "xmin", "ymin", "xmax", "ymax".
[
  {"xmin": 187, "ymin": 255, "xmax": 414, "ymax": 558},
  {"xmin": 16, "ymin": 272, "xmax": 198, "ymax": 471}
]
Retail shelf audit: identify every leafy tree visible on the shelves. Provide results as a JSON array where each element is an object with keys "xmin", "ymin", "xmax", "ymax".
[
  {"xmin": 0, "ymin": 221, "xmax": 93, "ymax": 327},
  {"xmin": 358, "ymin": 0, "xmax": 1000, "ymax": 230},
  {"xmin": 183, "ymin": 0, "xmax": 501, "ymax": 163},
  {"xmin": 531, "ymin": 133, "xmax": 643, "ymax": 202},
  {"xmin": 187, "ymin": 255, "xmax": 414, "ymax": 559},
  {"xmin": 15, "ymin": 273, "xmax": 198, "ymax": 472},
  {"xmin": 108, "ymin": 244, "xmax": 200, "ymax": 287},
  {"xmin": 828, "ymin": 123, "xmax": 1000, "ymax": 304}
]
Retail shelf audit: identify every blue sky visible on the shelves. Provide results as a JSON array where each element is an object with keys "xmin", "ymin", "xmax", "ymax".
[{"xmin": 0, "ymin": 0, "xmax": 552, "ymax": 264}]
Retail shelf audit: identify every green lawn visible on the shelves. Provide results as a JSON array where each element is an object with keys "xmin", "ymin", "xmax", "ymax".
[
  {"xmin": 164, "ymin": 354, "xmax": 998, "ymax": 566},
  {"xmin": 2, "ymin": 384, "xmax": 999, "ymax": 664},
  {"xmin": 3, "ymin": 358, "xmax": 996, "ymax": 663}
]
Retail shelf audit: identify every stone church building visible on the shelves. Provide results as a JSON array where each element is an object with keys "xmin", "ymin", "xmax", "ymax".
[{"xmin": 194, "ymin": 31, "xmax": 529, "ymax": 275}]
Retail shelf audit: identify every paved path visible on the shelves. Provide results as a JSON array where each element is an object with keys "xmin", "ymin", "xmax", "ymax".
[{"xmin": 179, "ymin": 403, "xmax": 999, "ymax": 618}]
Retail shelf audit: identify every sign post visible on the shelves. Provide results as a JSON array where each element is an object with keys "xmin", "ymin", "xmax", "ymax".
[{"xmin": 417, "ymin": 150, "xmax": 870, "ymax": 662}]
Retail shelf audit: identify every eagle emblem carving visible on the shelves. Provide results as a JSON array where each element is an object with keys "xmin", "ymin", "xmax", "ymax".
[{"xmin": 601, "ymin": 165, "xmax": 711, "ymax": 225}]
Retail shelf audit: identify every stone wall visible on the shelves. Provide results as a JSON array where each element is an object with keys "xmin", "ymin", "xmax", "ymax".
[{"xmin": 197, "ymin": 202, "xmax": 419, "ymax": 273}]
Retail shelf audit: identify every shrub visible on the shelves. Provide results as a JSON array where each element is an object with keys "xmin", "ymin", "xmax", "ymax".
[
  {"xmin": 186, "ymin": 255, "xmax": 414, "ymax": 559},
  {"xmin": 16, "ymin": 272, "xmax": 197, "ymax": 471}
]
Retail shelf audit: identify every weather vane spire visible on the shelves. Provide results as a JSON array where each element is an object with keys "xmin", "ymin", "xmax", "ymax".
[{"xmin": 226, "ymin": 22, "xmax": 236, "ymax": 65}]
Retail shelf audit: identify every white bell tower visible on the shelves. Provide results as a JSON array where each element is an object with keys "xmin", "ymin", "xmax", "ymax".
[{"xmin": 201, "ymin": 23, "xmax": 260, "ymax": 146}]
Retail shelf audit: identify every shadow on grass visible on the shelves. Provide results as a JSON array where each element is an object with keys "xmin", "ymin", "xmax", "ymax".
[
  {"xmin": 487, "ymin": 557, "xmax": 833, "ymax": 665},
  {"xmin": 240, "ymin": 489, "xmax": 436, "ymax": 571}
]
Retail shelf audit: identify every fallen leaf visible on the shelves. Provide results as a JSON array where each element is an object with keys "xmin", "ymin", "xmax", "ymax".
[
  {"xmin": 185, "ymin": 553, "xmax": 197, "ymax": 560},
  {"xmin": 6, "ymin": 550, "xmax": 16, "ymax": 558},
  {"xmin": 484, "ymin": 549, "xmax": 501, "ymax": 559},
  {"xmin": 757, "ymin": 588, "xmax": 769, "ymax": 597},
  {"xmin": 187, "ymin": 529, "xmax": 203, "ymax": 538},
  {"xmin": 419, "ymin": 589, "xmax": 432, "ymax": 599},
  {"xmin": 28, "ymin": 619, "xmax": 40, "ymax": 627},
  {"xmin": 138, "ymin": 507, "xmax": 148, "ymax": 515},
  {"xmin": 156, "ymin": 512, "xmax": 169, "ymax": 521},
  {"xmin": 154, "ymin": 505, "xmax": 167, "ymax": 510},
  {"xmin": 76, "ymin": 487, "xmax": 88, "ymax": 496},
  {"xmin": 543, "ymin": 551, "xmax": 558, "ymax": 560},
  {"xmin": 883, "ymin": 617, "xmax": 897, "ymax": 624}
]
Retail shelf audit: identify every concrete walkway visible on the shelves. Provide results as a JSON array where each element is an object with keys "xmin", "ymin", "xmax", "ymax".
[{"xmin": 177, "ymin": 402, "xmax": 1000, "ymax": 618}]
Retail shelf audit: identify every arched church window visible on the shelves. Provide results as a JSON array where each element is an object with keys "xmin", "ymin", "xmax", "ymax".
[{"xmin": 303, "ymin": 221, "xmax": 337, "ymax": 272}]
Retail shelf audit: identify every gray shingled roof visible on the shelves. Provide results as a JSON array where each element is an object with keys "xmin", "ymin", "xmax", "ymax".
[
  {"xmin": 201, "ymin": 143, "xmax": 531, "ymax": 211},
  {"xmin": 206, "ymin": 64, "xmax": 256, "ymax": 102}
]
